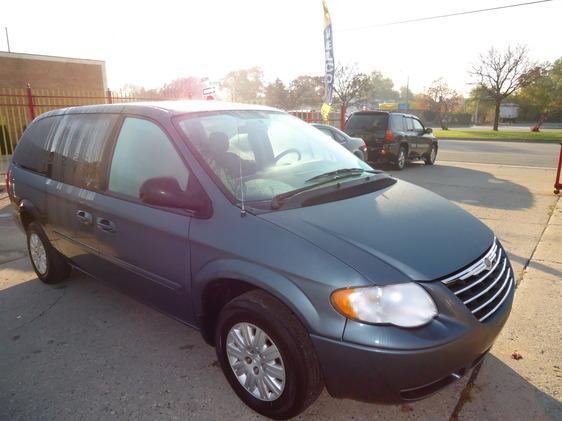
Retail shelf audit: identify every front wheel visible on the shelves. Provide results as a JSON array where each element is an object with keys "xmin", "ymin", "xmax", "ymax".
[
  {"xmin": 215, "ymin": 290, "xmax": 323, "ymax": 420},
  {"xmin": 424, "ymin": 144, "xmax": 437, "ymax": 165}
]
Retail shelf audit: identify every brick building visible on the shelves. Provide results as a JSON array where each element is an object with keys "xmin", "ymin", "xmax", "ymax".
[{"xmin": 0, "ymin": 51, "xmax": 107, "ymax": 90}]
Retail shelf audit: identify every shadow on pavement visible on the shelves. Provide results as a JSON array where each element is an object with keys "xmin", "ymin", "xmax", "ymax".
[
  {"xmin": 508, "ymin": 252, "xmax": 562, "ymax": 279},
  {"xmin": 381, "ymin": 162, "xmax": 534, "ymax": 211}
]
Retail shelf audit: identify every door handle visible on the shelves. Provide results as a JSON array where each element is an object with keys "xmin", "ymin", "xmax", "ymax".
[
  {"xmin": 96, "ymin": 217, "xmax": 116, "ymax": 233},
  {"xmin": 76, "ymin": 210, "xmax": 93, "ymax": 225}
]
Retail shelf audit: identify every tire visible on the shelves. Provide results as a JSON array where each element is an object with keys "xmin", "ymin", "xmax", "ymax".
[
  {"xmin": 394, "ymin": 145, "xmax": 407, "ymax": 170},
  {"xmin": 214, "ymin": 290, "xmax": 323, "ymax": 420},
  {"xmin": 424, "ymin": 144, "xmax": 437, "ymax": 165},
  {"xmin": 26, "ymin": 222, "xmax": 71, "ymax": 284}
]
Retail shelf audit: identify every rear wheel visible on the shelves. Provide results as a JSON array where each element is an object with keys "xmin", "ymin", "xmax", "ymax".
[
  {"xmin": 215, "ymin": 290, "xmax": 323, "ymax": 420},
  {"xmin": 424, "ymin": 144, "xmax": 437, "ymax": 165},
  {"xmin": 394, "ymin": 145, "xmax": 407, "ymax": 170},
  {"xmin": 26, "ymin": 222, "xmax": 70, "ymax": 284}
]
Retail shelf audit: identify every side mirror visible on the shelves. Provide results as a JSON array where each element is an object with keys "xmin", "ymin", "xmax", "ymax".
[
  {"xmin": 424, "ymin": 127, "xmax": 433, "ymax": 134},
  {"xmin": 139, "ymin": 177, "xmax": 211, "ymax": 215}
]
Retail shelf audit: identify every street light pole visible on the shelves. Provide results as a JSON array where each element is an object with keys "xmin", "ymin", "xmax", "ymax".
[{"xmin": 5, "ymin": 27, "xmax": 10, "ymax": 53}]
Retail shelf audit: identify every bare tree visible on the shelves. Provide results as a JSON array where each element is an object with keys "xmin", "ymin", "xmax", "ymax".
[
  {"xmin": 422, "ymin": 78, "xmax": 461, "ymax": 130},
  {"xmin": 333, "ymin": 63, "xmax": 369, "ymax": 113},
  {"xmin": 470, "ymin": 45, "xmax": 539, "ymax": 131}
]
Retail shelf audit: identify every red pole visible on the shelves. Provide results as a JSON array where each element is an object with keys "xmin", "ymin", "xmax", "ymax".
[
  {"xmin": 106, "ymin": 88, "xmax": 113, "ymax": 104},
  {"xmin": 26, "ymin": 83, "xmax": 35, "ymax": 120},
  {"xmin": 554, "ymin": 141, "xmax": 562, "ymax": 194},
  {"xmin": 339, "ymin": 104, "xmax": 346, "ymax": 130}
]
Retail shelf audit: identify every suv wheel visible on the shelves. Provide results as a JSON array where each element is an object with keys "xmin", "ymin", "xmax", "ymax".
[
  {"xmin": 425, "ymin": 144, "xmax": 437, "ymax": 165},
  {"xmin": 215, "ymin": 290, "xmax": 323, "ymax": 420},
  {"xmin": 394, "ymin": 145, "xmax": 407, "ymax": 170},
  {"xmin": 26, "ymin": 222, "xmax": 71, "ymax": 284}
]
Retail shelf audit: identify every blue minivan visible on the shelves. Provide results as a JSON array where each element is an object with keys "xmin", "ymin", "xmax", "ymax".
[{"xmin": 7, "ymin": 101, "xmax": 514, "ymax": 419}]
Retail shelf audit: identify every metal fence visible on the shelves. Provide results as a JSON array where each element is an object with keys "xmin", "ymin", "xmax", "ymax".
[{"xmin": 0, "ymin": 85, "xmax": 174, "ymax": 156}]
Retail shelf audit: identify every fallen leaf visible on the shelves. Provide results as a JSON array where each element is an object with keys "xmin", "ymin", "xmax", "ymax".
[{"xmin": 511, "ymin": 352, "xmax": 523, "ymax": 360}]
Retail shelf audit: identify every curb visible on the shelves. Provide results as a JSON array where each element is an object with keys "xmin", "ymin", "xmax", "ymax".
[{"xmin": 437, "ymin": 137, "xmax": 560, "ymax": 144}]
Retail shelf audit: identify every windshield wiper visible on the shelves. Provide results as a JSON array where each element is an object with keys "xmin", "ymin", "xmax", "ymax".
[{"xmin": 305, "ymin": 167, "xmax": 381, "ymax": 183}]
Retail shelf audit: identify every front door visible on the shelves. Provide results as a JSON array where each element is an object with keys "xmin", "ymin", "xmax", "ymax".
[
  {"xmin": 412, "ymin": 117, "xmax": 431, "ymax": 156},
  {"xmin": 93, "ymin": 117, "xmax": 194, "ymax": 322}
]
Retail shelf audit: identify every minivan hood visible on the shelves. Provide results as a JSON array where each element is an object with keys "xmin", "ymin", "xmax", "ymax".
[{"xmin": 260, "ymin": 179, "xmax": 493, "ymax": 283}]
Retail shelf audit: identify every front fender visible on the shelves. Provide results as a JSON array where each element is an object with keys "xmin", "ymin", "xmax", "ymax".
[{"xmin": 192, "ymin": 258, "xmax": 324, "ymax": 334}]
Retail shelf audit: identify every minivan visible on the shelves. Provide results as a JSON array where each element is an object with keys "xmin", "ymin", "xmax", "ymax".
[
  {"xmin": 7, "ymin": 102, "xmax": 514, "ymax": 419},
  {"xmin": 344, "ymin": 111, "xmax": 438, "ymax": 170}
]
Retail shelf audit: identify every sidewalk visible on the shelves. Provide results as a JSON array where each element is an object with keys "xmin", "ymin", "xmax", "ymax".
[{"xmin": 454, "ymin": 196, "xmax": 561, "ymax": 420}]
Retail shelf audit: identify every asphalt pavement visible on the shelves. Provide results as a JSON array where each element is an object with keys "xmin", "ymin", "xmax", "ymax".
[{"xmin": 1, "ymin": 141, "xmax": 561, "ymax": 420}]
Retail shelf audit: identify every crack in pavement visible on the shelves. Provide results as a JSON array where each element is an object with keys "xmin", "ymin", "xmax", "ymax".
[{"xmin": 16, "ymin": 289, "xmax": 66, "ymax": 330}]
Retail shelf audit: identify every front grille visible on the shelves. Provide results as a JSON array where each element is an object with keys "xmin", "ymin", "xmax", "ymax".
[{"xmin": 441, "ymin": 238, "xmax": 514, "ymax": 322}]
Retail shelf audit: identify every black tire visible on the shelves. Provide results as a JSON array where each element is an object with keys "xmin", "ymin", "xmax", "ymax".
[
  {"xmin": 424, "ymin": 144, "xmax": 437, "ymax": 165},
  {"xmin": 215, "ymin": 290, "xmax": 323, "ymax": 420},
  {"xmin": 26, "ymin": 222, "xmax": 70, "ymax": 284},
  {"xmin": 394, "ymin": 145, "xmax": 407, "ymax": 170}
]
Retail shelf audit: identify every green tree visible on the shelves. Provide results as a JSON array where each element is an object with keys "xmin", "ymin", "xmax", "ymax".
[
  {"xmin": 264, "ymin": 78, "xmax": 289, "ymax": 109},
  {"xmin": 222, "ymin": 67, "xmax": 264, "ymax": 102},
  {"xmin": 287, "ymin": 75, "xmax": 324, "ymax": 109},
  {"xmin": 516, "ymin": 58, "xmax": 562, "ymax": 129},
  {"xmin": 359, "ymin": 71, "xmax": 399, "ymax": 105},
  {"xmin": 470, "ymin": 45, "xmax": 540, "ymax": 131}
]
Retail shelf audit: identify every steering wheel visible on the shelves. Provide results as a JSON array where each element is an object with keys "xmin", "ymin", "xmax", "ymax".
[{"xmin": 274, "ymin": 148, "xmax": 302, "ymax": 163}]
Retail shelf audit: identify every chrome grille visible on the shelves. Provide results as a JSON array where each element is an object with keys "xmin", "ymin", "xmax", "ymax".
[{"xmin": 441, "ymin": 238, "xmax": 514, "ymax": 322}]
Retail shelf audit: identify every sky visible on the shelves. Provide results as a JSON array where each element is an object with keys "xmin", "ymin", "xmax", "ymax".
[{"xmin": 1, "ymin": 0, "xmax": 561, "ymax": 96}]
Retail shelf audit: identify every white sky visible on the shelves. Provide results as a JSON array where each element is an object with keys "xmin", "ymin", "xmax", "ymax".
[{"xmin": 1, "ymin": 0, "xmax": 561, "ymax": 95}]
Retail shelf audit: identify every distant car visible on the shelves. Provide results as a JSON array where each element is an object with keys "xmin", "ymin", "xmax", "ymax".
[
  {"xmin": 344, "ymin": 111, "xmax": 438, "ymax": 170},
  {"xmin": 311, "ymin": 123, "xmax": 367, "ymax": 160}
]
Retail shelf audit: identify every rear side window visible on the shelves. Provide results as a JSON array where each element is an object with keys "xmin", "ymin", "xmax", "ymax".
[
  {"xmin": 49, "ymin": 114, "xmax": 117, "ymax": 190},
  {"xmin": 12, "ymin": 117, "xmax": 58, "ymax": 174},
  {"xmin": 108, "ymin": 117, "xmax": 189, "ymax": 200},
  {"xmin": 345, "ymin": 113, "xmax": 388, "ymax": 132},
  {"xmin": 389, "ymin": 115, "xmax": 404, "ymax": 131},
  {"xmin": 404, "ymin": 117, "xmax": 414, "ymax": 131}
]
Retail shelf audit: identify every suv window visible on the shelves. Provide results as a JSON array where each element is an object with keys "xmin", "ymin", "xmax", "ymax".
[
  {"xmin": 389, "ymin": 115, "xmax": 404, "ymax": 131},
  {"xmin": 49, "ymin": 114, "xmax": 117, "ymax": 190},
  {"xmin": 345, "ymin": 113, "xmax": 388, "ymax": 132},
  {"xmin": 412, "ymin": 118, "xmax": 424, "ymax": 132},
  {"xmin": 12, "ymin": 116, "xmax": 58, "ymax": 174},
  {"xmin": 404, "ymin": 117, "xmax": 414, "ymax": 131},
  {"xmin": 108, "ymin": 117, "xmax": 189, "ymax": 200}
]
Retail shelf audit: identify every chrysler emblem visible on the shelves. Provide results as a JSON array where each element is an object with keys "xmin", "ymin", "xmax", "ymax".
[{"xmin": 484, "ymin": 258, "xmax": 493, "ymax": 271}]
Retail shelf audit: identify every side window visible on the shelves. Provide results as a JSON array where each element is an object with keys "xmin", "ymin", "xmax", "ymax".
[
  {"xmin": 12, "ymin": 116, "xmax": 58, "ymax": 174},
  {"xmin": 108, "ymin": 117, "xmax": 189, "ymax": 199},
  {"xmin": 332, "ymin": 129, "xmax": 347, "ymax": 143},
  {"xmin": 390, "ymin": 115, "xmax": 404, "ymax": 131},
  {"xmin": 404, "ymin": 117, "xmax": 414, "ymax": 131},
  {"xmin": 50, "ymin": 114, "xmax": 117, "ymax": 190},
  {"xmin": 318, "ymin": 127, "xmax": 336, "ymax": 141},
  {"xmin": 412, "ymin": 118, "xmax": 424, "ymax": 132}
]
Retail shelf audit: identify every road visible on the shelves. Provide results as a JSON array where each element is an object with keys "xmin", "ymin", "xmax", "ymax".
[
  {"xmin": 1, "ymin": 140, "xmax": 561, "ymax": 420},
  {"xmin": 435, "ymin": 139, "xmax": 560, "ymax": 169}
]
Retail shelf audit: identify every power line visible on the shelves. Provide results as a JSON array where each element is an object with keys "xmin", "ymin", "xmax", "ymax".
[{"xmin": 337, "ymin": 0, "xmax": 554, "ymax": 32}]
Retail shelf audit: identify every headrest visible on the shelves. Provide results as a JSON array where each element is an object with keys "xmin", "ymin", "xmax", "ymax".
[{"xmin": 207, "ymin": 132, "xmax": 230, "ymax": 155}]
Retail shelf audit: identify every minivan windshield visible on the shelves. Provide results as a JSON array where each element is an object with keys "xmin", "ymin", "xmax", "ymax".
[
  {"xmin": 345, "ymin": 113, "xmax": 388, "ymax": 132},
  {"xmin": 178, "ymin": 111, "xmax": 372, "ymax": 205}
]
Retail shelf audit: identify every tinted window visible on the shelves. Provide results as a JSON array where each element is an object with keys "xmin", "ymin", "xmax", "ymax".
[
  {"xmin": 404, "ymin": 117, "xmax": 414, "ymax": 131},
  {"xmin": 412, "ymin": 118, "xmax": 424, "ymax": 131},
  {"xmin": 389, "ymin": 115, "xmax": 404, "ymax": 131},
  {"xmin": 108, "ymin": 117, "xmax": 189, "ymax": 199},
  {"xmin": 345, "ymin": 113, "xmax": 388, "ymax": 132},
  {"xmin": 50, "ymin": 114, "xmax": 117, "ymax": 189},
  {"xmin": 12, "ymin": 116, "xmax": 58, "ymax": 174}
]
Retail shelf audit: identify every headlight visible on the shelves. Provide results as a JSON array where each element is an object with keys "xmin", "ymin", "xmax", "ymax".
[{"xmin": 331, "ymin": 283, "xmax": 437, "ymax": 328}]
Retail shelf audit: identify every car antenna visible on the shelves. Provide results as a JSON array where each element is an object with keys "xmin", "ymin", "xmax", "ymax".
[{"xmin": 238, "ymin": 125, "xmax": 247, "ymax": 217}]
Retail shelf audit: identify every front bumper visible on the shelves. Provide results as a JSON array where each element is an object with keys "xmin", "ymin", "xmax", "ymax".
[{"xmin": 311, "ymin": 280, "xmax": 514, "ymax": 403}]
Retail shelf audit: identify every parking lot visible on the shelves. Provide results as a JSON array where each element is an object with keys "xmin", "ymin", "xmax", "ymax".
[{"xmin": 1, "ymin": 140, "xmax": 561, "ymax": 420}]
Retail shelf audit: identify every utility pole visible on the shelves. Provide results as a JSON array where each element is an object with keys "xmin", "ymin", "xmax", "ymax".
[
  {"xmin": 4, "ymin": 27, "xmax": 10, "ymax": 52},
  {"xmin": 405, "ymin": 76, "xmax": 410, "ymax": 110}
]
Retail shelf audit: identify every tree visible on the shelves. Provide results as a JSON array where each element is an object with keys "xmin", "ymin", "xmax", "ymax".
[
  {"xmin": 359, "ymin": 71, "xmax": 399, "ymax": 105},
  {"xmin": 516, "ymin": 58, "xmax": 562, "ymax": 130},
  {"xmin": 470, "ymin": 45, "xmax": 540, "ymax": 130},
  {"xmin": 398, "ymin": 86, "xmax": 415, "ymax": 102},
  {"xmin": 222, "ymin": 67, "xmax": 264, "ymax": 102},
  {"xmin": 287, "ymin": 75, "xmax": 324, "ymax": 109},
  {"xmin": 264, "ymin": 78, "xmax": 289, "ymax": 109},
  {"xmin": 159, "ymin": 77, "xmax": 205, "ymax": 99},
  {"xmin": 421, "ymin": 78, "xmax": 461, "ymax": 130},
  {"xmin": 332, "ymin": 63, "xmax": 369, "ymax": 111}
]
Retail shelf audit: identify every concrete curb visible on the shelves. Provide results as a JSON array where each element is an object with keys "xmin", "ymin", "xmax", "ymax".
[{"xmin": 438, "ymin": 137, "xmax": 561, "ymax": 144}]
